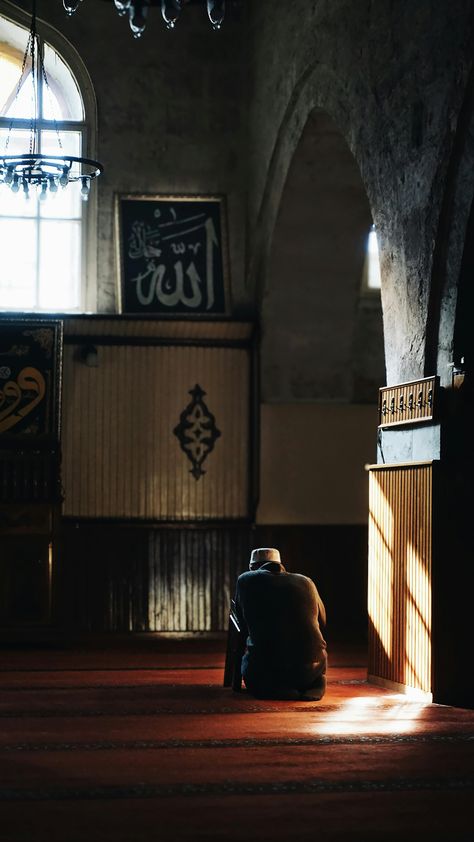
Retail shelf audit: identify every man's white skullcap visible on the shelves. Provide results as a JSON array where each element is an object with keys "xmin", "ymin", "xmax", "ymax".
[{"xmin": 250, "ymin": 547, "xmax": 281, "ymax": 565}]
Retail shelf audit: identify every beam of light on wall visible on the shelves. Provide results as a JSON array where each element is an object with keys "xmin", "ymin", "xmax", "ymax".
[
  {"xmin": 368, "ymin": 474, "xmax": 394, "ymax": 664},
  {"xmin": 313, "ymin": 695, "xmax": 426, "ymax": 736},
  {"xmin": 367, "ymin": 225, "xmax": 382, "ymax": 289},
  {"xmin": 405, "ymin": 540, "xmax": 432, "ymax": 693}
]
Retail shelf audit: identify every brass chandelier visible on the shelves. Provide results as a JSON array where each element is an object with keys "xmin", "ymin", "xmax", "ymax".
[
  {"xmin": 63, "ymin": 0, "xmax": 226, "ymax": 37},
  {"xmin": 0, "ymin": 0, "xmax": 103, "ymax": 201}
]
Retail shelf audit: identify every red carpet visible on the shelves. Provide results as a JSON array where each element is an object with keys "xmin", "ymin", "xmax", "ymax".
[{"xmin": 0, "ymin": 636, "xmax": 473, "ymax": 841}]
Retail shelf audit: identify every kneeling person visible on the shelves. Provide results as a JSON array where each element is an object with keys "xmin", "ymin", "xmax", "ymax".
[{"xmin": 234, "ymin": 547, "xmax": 327, "ymax": 700}]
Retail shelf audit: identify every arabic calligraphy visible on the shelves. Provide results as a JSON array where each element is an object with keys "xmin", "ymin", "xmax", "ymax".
[
  {"xmin": 0, "ymin": 366, "xmax": 46, "ymax": 434},
  {"xmin": 121, "ymin": 199, "xmax": 226, "ymax": 314},
  {"xmin": 24, "ymin": 329, "xmax": 54, "ymax": 356}
]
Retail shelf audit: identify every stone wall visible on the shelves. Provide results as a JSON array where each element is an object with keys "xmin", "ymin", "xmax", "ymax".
[
  {"xmin": 246, "ymin": 0, "xmax": 474, "ymax": 386},
  {"xmin": 6, "ymin": 0, "xmax": 474, "ymax": 384},
  {"xmin": 28, "ymin": 0, "xmax": 249, "ymax": 315}
]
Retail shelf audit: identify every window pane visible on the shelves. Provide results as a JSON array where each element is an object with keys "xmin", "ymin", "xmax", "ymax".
[
  {"xmin": 0, "ymin": 184, "xmax": 38, "ymax": 218},
  {"xmin": 0, "ymin": 17, "xmax": 29, "ymax": 57},
  {"xmin": 40, "ymin": 128, "xmax": 81, "ymax": 157},
  {"xmin": 0, "ymin": 129, "xmax": 37, "ymax": 216},
  {"xmin": 0, "ymin": 16, "xmax": 83, "ymax": 120},
  {"xmin": 43, "ymin": 44, "xmax": 83, "ymax": 120},
  {"xmin": 39, "ymin": 130, "xmax": 82, "ymax": 218},
  {"xmin": 39, "ymin": 219, "xmax": 81, "ymax": 310},
  {"xmin": 41, "ymin": 80, "xmax": 65, "ymax": 123},
  {"xmin": 0, "ymin": 218, "xmax": 37, "ymax": 310},
  {"xmin": 0, "ymin": 51, "xmax": 24, "ymax": 116},
  {"xmin": 0, "ymin": 126, "xmax": 36, "ymax": 158},
  {"xmin": 38, "ymin": 177, "xmax": 82, "ymax": 219},
  {"xmin": 4, "ymin": 69, "xmax": 36, "ymax": 119},
  {"xmin": 0, "ymin": 17, "xmax": 29, "ymax": 117}
]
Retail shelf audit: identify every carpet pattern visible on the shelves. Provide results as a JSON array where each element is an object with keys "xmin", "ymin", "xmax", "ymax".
[{"xmin": 0, "ymin": 637, "xmax": 473, "ymax": 841}]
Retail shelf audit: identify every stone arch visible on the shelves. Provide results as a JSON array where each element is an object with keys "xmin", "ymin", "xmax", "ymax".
[
  {"xmin": 259, "ymin": 103, "xmax": 384, "ymax": 404},
  {"xmin": 249, "ymin": 40, "xmax": 474, "ymax": 390},
  {"xmin": 248, "ymin": 60, "xmax": 386, "ymax": 306}
]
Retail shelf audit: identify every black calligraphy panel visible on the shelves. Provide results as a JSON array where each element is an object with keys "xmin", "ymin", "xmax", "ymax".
[
  {"xmin": 118, "ymin": 196, "xmax": 228, "ymax": 315},
  {"xmin": 0, "ymin": 320, "xmax": 62, "ymax": 440}
]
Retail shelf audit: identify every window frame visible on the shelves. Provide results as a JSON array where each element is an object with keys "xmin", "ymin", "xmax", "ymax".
[{"xmin": 0, "ymin": 0, "xmax": 99, "ymax": 312}]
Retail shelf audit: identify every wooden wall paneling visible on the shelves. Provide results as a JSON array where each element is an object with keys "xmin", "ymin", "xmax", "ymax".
[
  {"xmin": 59, "ymin": 524, "xmax": 150, "ymax": 632},
  {"xmin": 62, "ymin": 337, "xmax": 252, "ymax": 521},
  {"xmin": 368, "ymin": 462, "xmax": 433, "ymax": 697},
  {"xmin": 147, "ymin": 526, "xmax": 250, "ymax": 633},
  {"xmin": 59, "ymin": 320, "xmax": 254, "ymax": 633},
  {"xmin": 58, "ymin": 522, "xmax": 370, "ymax": 636},
  {"xmin": 254, "ymin": 524, "xmax": 369, "ymax": 641}
]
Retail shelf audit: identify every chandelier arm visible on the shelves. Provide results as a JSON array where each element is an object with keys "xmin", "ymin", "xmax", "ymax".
[{"xmin": 0, "ymin": 153, "xmax": 103, "ymax": 180}]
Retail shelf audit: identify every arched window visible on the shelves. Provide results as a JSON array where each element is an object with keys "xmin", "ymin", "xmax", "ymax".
[
  {"xmin": 361, "ymin": 225, "xmax": 382, "ymax": 293},
  {"xmin": 0, "ymin": 8, "xmax": 96, "ymax": 312}
]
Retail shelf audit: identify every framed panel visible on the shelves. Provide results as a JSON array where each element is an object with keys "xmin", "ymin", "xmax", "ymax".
[
  {"xmin": 116, "ymin": 193, "xmax": 230, "ymax": 316},
  {"xmin": 0, "ymin": 318, "xmax": 63, "ymax": 441}
]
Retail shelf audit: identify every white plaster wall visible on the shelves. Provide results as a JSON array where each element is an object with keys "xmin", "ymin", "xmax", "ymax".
[{"xmin": 257, "ymin": 403, "xmax": 378, "ymax": 525}]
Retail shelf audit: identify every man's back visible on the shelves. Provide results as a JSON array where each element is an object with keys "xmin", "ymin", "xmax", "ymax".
[{"xmin": 235, "ymin": 563, "xmax": 326, "ymax": 675}]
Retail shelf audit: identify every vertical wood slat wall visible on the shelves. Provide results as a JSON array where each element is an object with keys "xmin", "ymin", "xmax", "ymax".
[
  {"xmin": 58, "ymin": 320, "xmax": 253, "ymax": 633},
  {"xmin": 148, "ymin": 527, "xmax": 249, "ymax": 632},
  {"xmin": 60, "ymin": 523, "xmax": 251, "ymax": 632},
  {"xmin": 368, "ymin": 462, "xmax": 433, "ymax": 696},
  {"xmin": 61, "ymin": 321, "xmax": 252, "ymax": 520}
]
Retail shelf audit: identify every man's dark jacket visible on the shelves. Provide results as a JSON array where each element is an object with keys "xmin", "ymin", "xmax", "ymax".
[{"xmin": 234, "ymin": 561, "xmax": 327, "ymax": 692}]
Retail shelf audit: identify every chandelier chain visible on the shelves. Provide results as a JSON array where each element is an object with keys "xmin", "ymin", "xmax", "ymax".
[
  {"xmin": 40, "ymin": 50, "xmax": 63, "ymax": 151},
  {"xmin": 4, "ymin": 33, "xmax": 33, "ymax": 154},
  {"xmin": 30, "ymin": 16, "xmax": 36, "ymax": 154}
]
